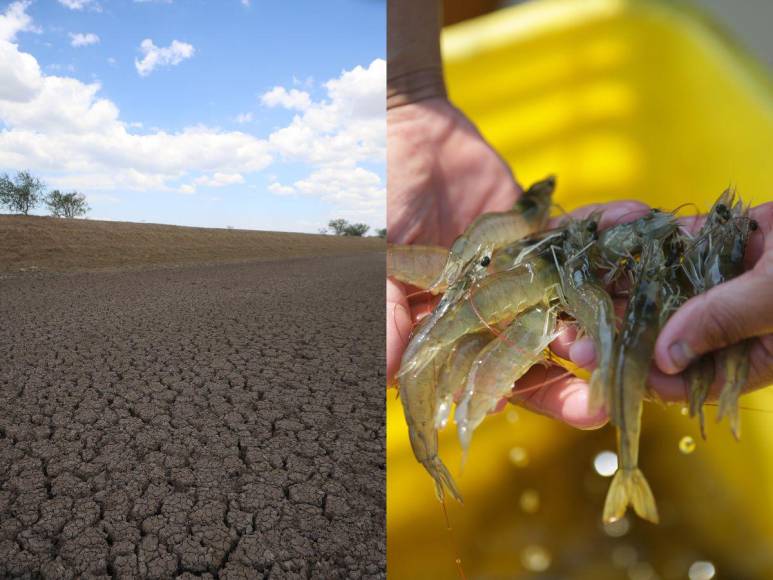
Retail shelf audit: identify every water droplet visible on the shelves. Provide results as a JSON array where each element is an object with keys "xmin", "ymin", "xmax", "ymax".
[
  {"xmin": 521, "ymin": 544, "xmax": 551, "ymax": 572},
  {"xmin": 509, "ymin": 446, "xmax": 529, "ymax": 467},
  {"xmin": 593, "ymin": 451, "xmax": 618, "ymax": 477},
  {"xmin": 506, "ymin": 409, "xmax": 520, "ymax": 424},
  {"xmin": 603, "ymin": 515, "xmax": 630, "ymax": 537},
  {"xmin": 688, "ymin": 561, "xmax": 716, "ymax": 580},
  {"xmin": 679, "ymin": 436, "xmax": 696, "ymax": 454},
  {"xmin": 680, "ymin": 406, "xmax": 689, "ymax": 416},
  {"xmin": 628, "ymin": 561, "xmax": 656, "ymax": 580},
  {"xmin": 612, "ymin": 545, "xmax": 637, "ymax": 568},
  {"xmin": 519, "ymin": 489, "xmax": 540, "ymax": 513}
]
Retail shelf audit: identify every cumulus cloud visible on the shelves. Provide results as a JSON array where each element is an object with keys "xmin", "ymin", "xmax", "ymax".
[
  {"xmin": 268, "ymin": 182, "xmax": 295, "ymax": 195},
  {"xmin": 267, "ymin": 59, "xmax": 385, "ymax": 165},
  {"xmin": 271, "ymin": 165, "xmax": 384, "ymax": 216},
  {"xmin": 193, "ymin": 172, "xmax": 245, "ymax": 188},
  {"xmin": 263, "ymin": 59, "xmax": 385, "ymax": 218},
  {"xmin": 0, "ymin": 3, "xmax": 384, "ymax": 223},
  {"xmin": 260, "ymin": 87, "xmax": 311, "ymax": 111},
  {"xmin": 69, "ymin": 32, "xmax": 100, "ymax": 47},
  {"xmin": 58, "ymin": 0, "xmax": 99, "ymax": 10},
  {"xmin": 0, "ymin": 3, "xmax": 269, "ymax": 193},
  {"xmin": 135, "ymin": 39, "xmax": 194, "ymax": 76},
  {"xmin": 234, "ymin": 112, "xmax": 252, "ymax": 123},
  {"xmin": 0, "ymin": 1, "xmax": 38, "ymax": 42}
]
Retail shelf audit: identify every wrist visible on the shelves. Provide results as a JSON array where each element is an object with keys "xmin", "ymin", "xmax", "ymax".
[{"xmin": 387, "ymin": 67, "xmax": 447, "ymax": 109}]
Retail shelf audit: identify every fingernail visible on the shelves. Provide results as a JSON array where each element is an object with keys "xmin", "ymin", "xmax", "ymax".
[
  {"xmin": 569, "ymin": 337, "xmax": 596, "ymax": 368},
  {"xmin": 668, "ymin": 341, "xmax": 695, "ymax": 372}
]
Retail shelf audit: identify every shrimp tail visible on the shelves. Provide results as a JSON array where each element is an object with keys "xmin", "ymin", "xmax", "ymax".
[
  {"xmin": 717, "ymin": 386, "xmax": 742, "ymax": 441},
  {"xmin": 716, "ymin": 342, "xmax": 751, "ymax": 441},
  {"xmin": 603, "ymin": 468, "xmax": 659, "ymax": 524},
  {"xmin": 686, "ymin": 356, "xmax": 714, "ymax": 440},
  {"xmin": 423, "ymin": 456, "xmax": 463, "ymax": 503}
]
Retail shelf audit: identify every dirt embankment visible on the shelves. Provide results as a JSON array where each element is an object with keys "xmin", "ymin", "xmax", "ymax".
[
  {"xmin": 0, "ymin": 253, "xmax": 385, "ymax": 578},
  {"xmin": 0, "ymin": 215, "xmax": 385, "ymax": 273}
]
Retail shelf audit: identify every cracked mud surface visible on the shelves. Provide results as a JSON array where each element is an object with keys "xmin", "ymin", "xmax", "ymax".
[{"xmin": 0, "ymin": 253, "xmax": 385, "ymax": 579}]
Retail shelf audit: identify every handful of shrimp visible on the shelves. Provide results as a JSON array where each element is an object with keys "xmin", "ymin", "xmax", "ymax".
[{"xmin": 388, "ymin": 182, "xmax": 756, "ymax": 525}]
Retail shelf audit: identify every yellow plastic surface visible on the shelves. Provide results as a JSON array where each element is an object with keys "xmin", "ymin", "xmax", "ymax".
[{"xmin": 388, "ymin": 1, "xmax": 773, "ymax": 578}]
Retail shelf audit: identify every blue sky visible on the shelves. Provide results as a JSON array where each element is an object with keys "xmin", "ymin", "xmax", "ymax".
[{"xmin": 0, "ymin": 0, "xmax": 385, "ymax": 232}]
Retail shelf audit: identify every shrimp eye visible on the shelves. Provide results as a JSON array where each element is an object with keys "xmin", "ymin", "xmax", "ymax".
[
  {"xmin": 480, "ymin": 256, "xmax": 491, "ymax": 267},
  {"xmin": 750, "ymin": 219, "xmax": 759, "ymax": 231},
  {"xmin": 587, "ymin": 221, "xmax": 597, "ymax": 233}
]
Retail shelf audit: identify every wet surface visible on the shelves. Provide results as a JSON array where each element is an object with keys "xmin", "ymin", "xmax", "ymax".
[{"xmin": 0, "ymin": 253, "xmax": 385, "ymax": 579}]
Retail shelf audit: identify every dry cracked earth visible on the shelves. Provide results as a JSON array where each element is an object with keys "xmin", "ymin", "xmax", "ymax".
[{"xmin": 0, "ymin": 253, "xmax": 385, "ymax": 579}]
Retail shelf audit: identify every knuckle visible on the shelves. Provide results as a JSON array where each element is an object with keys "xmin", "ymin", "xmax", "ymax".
[{"xmin": 696, "ymin": 294, "xmax": 746, "ymax": 351}]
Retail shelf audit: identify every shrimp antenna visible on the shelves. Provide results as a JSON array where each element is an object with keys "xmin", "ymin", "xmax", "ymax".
[{"xmin": 668, "ymin": 201, "xmax": 701, "ymax": 216}]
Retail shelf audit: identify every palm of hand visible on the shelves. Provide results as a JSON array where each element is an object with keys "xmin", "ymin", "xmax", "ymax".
[{"xmin": 387, "ymin": 98, "xmax": 520, "ymax": 246}]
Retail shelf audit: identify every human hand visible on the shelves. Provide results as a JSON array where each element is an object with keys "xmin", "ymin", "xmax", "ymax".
[
  {"xmin": 552, "ymin": 202, "xmax": 773, "ymax": 409},
  {"xmin": 386, "ymin": 97, "xmax": 521, "ymax": 385},
  {"xmin": 386, "ymin": 103, "xmax": 650, "ymax": 428}
]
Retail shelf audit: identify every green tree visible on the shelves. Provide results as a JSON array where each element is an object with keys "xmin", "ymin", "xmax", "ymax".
[
  {"xmin": 0, "ymin": 170, "xmax": 46, "ymax": 215},
  {"xmin": 375, "ymin": 228, "xmax": 387, "ymax": 239},
  {"xmin": 327, "ymin": 218, "xmax": 370, "ymax": 237},
  {"xmin": 45, "ymin": 190, "xmax": 90, "ymax": 218},
  {"xmin": 327, "ymin": 218, "xmax": 348, "ymax": 235},
  {"xmin": 343, "ymin": 222, "xmax": 369, "ymax": 236}
]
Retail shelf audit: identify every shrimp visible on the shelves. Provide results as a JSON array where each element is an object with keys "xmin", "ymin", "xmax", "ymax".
[
  {"xmin": 704, "ymin": 195, "xmax": 754, "ymax": 438},
  {"xmin": 556, "ymin": 214, "xmax": 617, "ymax": 413},
  {"xmin": 489, "ymin": 227, "xmax": 566, "ymax": 273},
  {"xmin": 428, "ymin": 176, "xmax": 555, "ymax": 293},
  {"xmin": 399, "ymin": 342, "xmax": 463, "ymax": 502},
  {"xmin": 603, "ymin": 240, "xmax": 663, "ymax": 525},
  {"xmin": 435, "ymin": 332, "xmax": 493, "ymax": 429},
  {"xmin": 387, "ymin": 243, "xmax": 449, "ymax": 291},
  {"xmin": 675, "ymin": 192, "xmax": 737, "ymax": 431},
  {"xmin": 598, "ymin": 210, "xmax": 678, "ymax": 283},
  {"xmin": 683, "ymin": 356, "xmax": 715, "ymax": 438},
  {"xmin": 455, "ymin": 304, "xmax": 558, "ymax": 452},
  {"xmin": 399, "ymin": 255, "xmax": 560, "ymax": 378}
]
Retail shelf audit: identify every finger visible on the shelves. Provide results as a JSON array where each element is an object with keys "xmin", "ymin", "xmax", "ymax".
[
  {"xmin": 550, "ymin": 320, "xmax": 579, "ymax": 360},
  {"xmin": 387, "ymin": 279, "xmax": 412, "ymax": 386},
  {"xmin": 548, "ymin": 200, "xmax": 650, "ymax": 231},
  {"xmin": 510, "ymin": 365, "xmax": 608, "ymax": 429},
  {"xmin": 654, "ymin": 268, "xmax": 773, "ymax": 374},
  {"xmin": 650, "ymin": 334, "xmax": 773, "ymax": 403}
]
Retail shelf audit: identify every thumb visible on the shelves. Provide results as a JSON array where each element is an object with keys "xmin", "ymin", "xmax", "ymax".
[
  {"xmin": 655, "ymin": 269, "xmax": 773, "ymax": 374},
  {"xmin": 386, "ymin": 278, "xmax": 412, "ymax": 386}
]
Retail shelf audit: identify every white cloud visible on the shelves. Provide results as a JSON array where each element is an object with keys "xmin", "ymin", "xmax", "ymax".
[
  {"xmin": 58, "ymin": 0, "xmax": 99, "ymax": 10},
  {"xmin": 0, "ymin": 4, "xmax": 270, "ymax": 194},
  {"xmin": 267, "ymin": 59, "xmax": 385, "ymax": 165},
  {"xmin": 0, "ymin": 1, "xmax": 38, "ymax": 42},
  {"xmin": 234, "ymin": 112, "xmax": 252, "ymax": 123},
  {"xmin": 264, "ymin": 59, "xmax": 385, "ymax": 218},
  {"xmin": 241, "ymin": 0, "xmax": 250, "ymax": 6},
  {"xmin": 0, "ymin": 3, "xmax": 384, "ymax": 226},
  {"xmin": 260, "ymin": 86, "xmax": 311, "ymax": 111},
  {"xmin": 193, "ymin": 172, "xmax": 245, "ymax": 188},
  {"xmin": 268, "ymin": 182, "xmax": 295, "ymax": 195},
  {"xmin": 135, "ymin": 39, "xmax": 194, "ymax": 77},
  {"xmin": 69, "ymin": 32, "xmax": 100, "ymax": 47}
]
